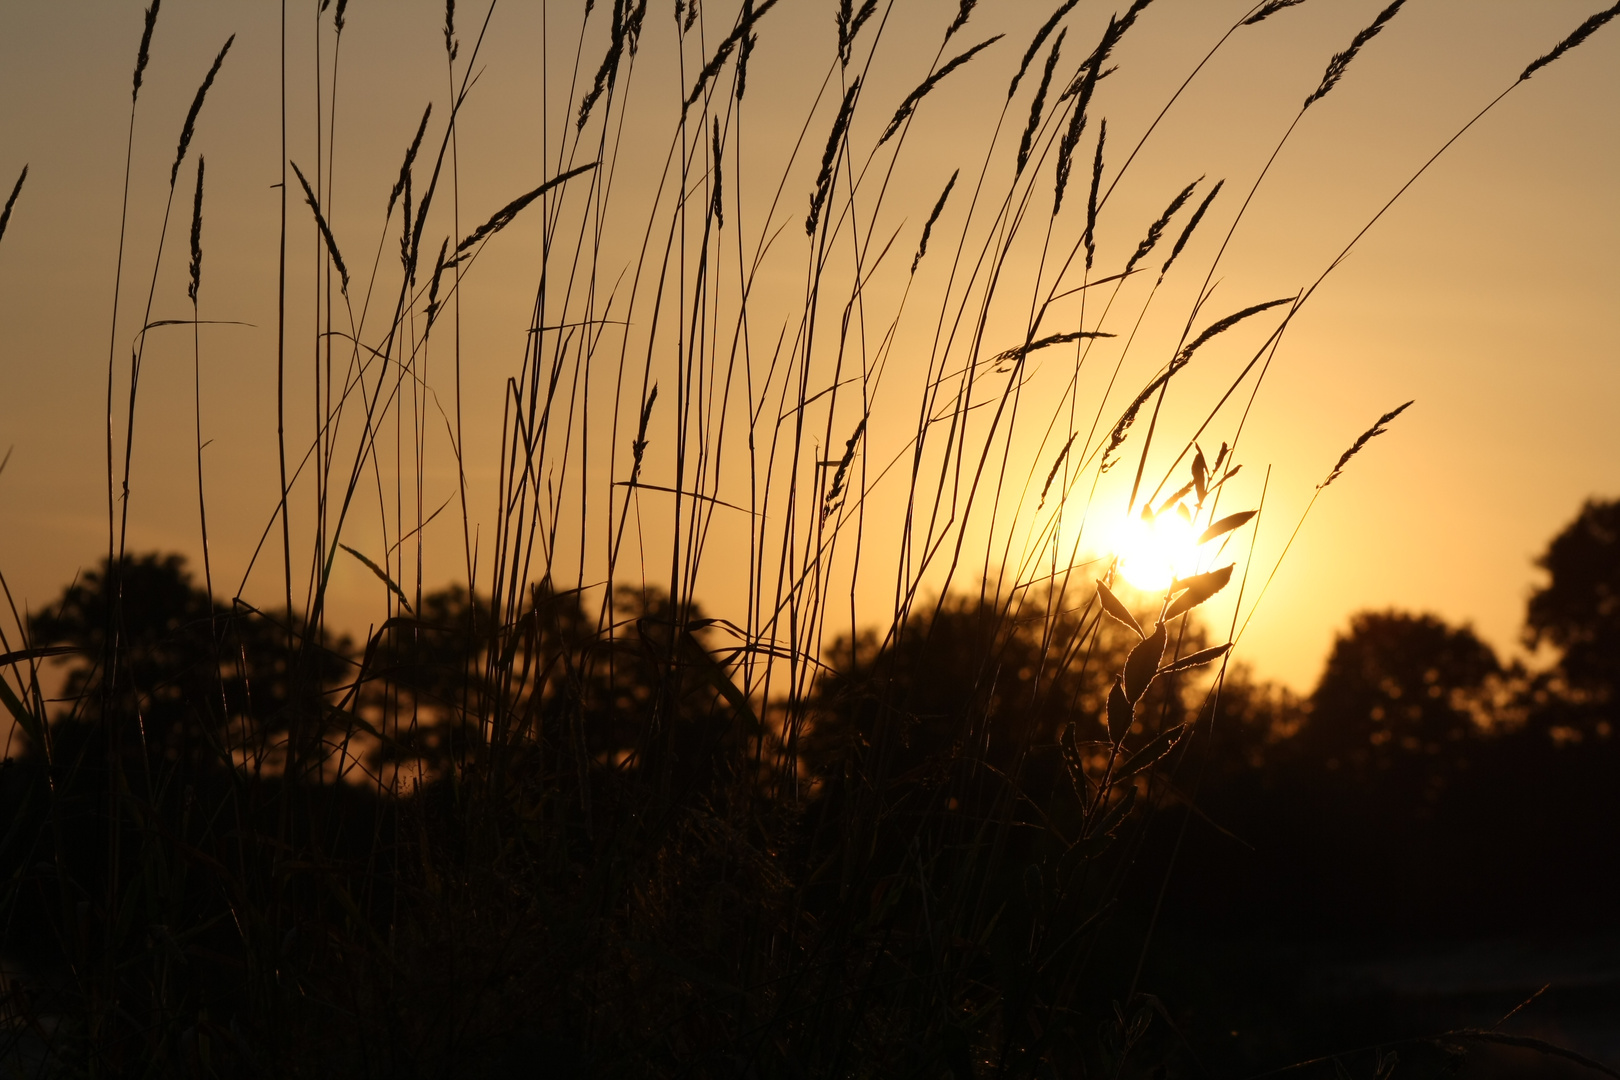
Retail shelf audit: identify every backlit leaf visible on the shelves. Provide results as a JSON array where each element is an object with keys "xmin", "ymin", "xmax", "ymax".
[
  {"xmin": 0, "ymin": 677, "xmax": 44, "ymax": 748},
  {"xmin": 1060, "ymin": 721, "xmax": 1084, "ymax": 779},
  {"xmin": 1164, "ymin": 564, "xmax": 1233, "ymax": 621},
  {"xmin": 1123, "ymin": 623, "xmax": 1166, "ymax": 703},
  {"xmin": 1157, "ymin": 642, "xmax": 1232, "ymax": 676},
  {"xmin": 1157, "ymin": 480, "xmax": 1194, "ymax": 516},
  {"xmin": 1096, "ymin": 580, "xmax": 1144, "ymax": 638},
  {"xmin": 1107, "ymin": 675, "xmax": 1133, "ymax": 743},
  {"xmin": 1117, "ymin": 723, "xmax": 1187, "ymax": 780},
  {"xmin": 1087, "ymin": 783, "xmax": 1137, "ymax": 841},
  {"xmin": 1197, "ymin": 510, "xmax": 1256, "ymax": 545}
]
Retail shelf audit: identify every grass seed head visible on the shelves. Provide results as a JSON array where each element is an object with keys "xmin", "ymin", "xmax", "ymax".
[
  {"xmin": 1124, "ymin": 177, "xmax": 1200, "ymax": 276},
  {"xmin": 187, "ymin": 156, "xmax": 203, "ymax": 303},
  {"xmin": 711, "ymin": 118, "xmax": 724, "ymax": 228},
  {"xmin": 1009, "ymin": 0, "xmax": 1081, "ymax": 100},
  {"xmin": 807, "ymin": 80, "xmax": 860, "ymax": 237},
  {"xmin": 1320, "ymin": 400, "xmax": 1414, "ymax": 489},
  {"xmin": 291, "ymin": 159, "xmax": 349, "ymax": 295},
  {"xmin": 454, "ymin": 162, "xmax": 600, "ymax": 257},
  {"xmin": 1174, "ymin": 297, "xmax": 1293, "ymax": 367},
  {"xmin": 945, "ymin": 0, "xmax": 977, "ymax": 41},
  {"xmin": 1083, "ymin": 118, "xmax": 1106, "ymax": 270},
  {"xmin": 578, "ymin": 0, "xmax": 629, "ymax": 130},
  {"xmin": 1520, "ymin": 1, "xmax": 1620, "ymax": 81},
  {"xmin": 837, "ymin": 0, "xmax": 878, "ymax": 67},
  {"xmin": 1017, "ymin": 29, "xmax": 1065, "ymax": 174},
  {"xmin": 879, "ymin": 34, "xmax": 1003, "ymax": 146},
  {"xmin": 735, "ymin": 0, "xmax": 757, "ymax": 99},
  {"xmin": 912, "ymin": 169, "xmax": 958, "ymax": 273},
  {"xmin": 133, "ymin": 0, "xmax": 161, "ymax": 103},
  {"xmin": 685, "ymin": 0, "xmax": 779, "ymax": 108},
  {"xmin": 1160, "ymin": 178, "xmax": 1223, "ymax": 281},
  {"xmin": 170, "ymin": 35, "xmax": 234, "ymax": 188},
  {"xmin": 1303, "ymin": 0, "xmax": 1406, "ymax": 110},
  {"xmin": 387, "ymin": 104, "xmax": 432, "ymax": 220},
  {"xmin": 1243, "ymin": 0, "xmax": 1308, "ymax": 28},
  {"xmin": 0, "ymin": 165, "xmax": 26, "ymax": 250}
]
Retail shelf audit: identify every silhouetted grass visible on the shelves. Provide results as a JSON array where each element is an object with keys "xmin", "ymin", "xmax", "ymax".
[{"xmin": 2, "ymin": 3, "xmax": 1617, "ymax": 1077}]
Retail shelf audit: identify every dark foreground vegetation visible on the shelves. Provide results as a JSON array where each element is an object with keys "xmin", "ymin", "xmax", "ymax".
[
  {"xmin": 4, "ymin": 0, "xmax": 1618, "ymax": 1075},
  {"xmin": 3, "ymin": 500, "xmax": 1616, "ymax": 1077}
]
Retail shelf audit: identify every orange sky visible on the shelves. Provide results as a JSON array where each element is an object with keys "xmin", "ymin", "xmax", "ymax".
[{"xmin": 0, "ymin": 0, "xmax": 1615, "ymax": 693}]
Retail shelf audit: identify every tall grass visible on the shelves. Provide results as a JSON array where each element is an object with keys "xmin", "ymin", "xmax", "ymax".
[{"xmin": 1, "ymin": 1, "xmax": 1615, "ymax": 1075}]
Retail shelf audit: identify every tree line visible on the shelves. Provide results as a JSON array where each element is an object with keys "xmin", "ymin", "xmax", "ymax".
[{"xmin": 0, "ymin": 498, "xmax": 1613, "ymax": 1075}]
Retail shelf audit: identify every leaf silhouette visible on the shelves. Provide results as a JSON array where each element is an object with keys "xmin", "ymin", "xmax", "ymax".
[
  {"xmin": 1157, "ymin": 480, "xmax": 1195, "ymax": 516},
  {"xmin": 1198, "ymin": 510, "xmax": 1257, "ymax": 545},
  {"xmin": 1123, "ymin": 622, "xmax": 1166, "ymax": 703},
  {"xmin": 1164, "ymin": 564, "xmax": 1233, "ymax": 621},
  {"xmin": 1096, "ymin": 580, "xmax": 1144, "ymax": 638},
  {"xmin": 1060, "ymin": 721, "xmax": 1086, "ymax": 783},
  {"xmin": 1090, "ymin": 783, "xmax": 1138, "ymax": 839},
  {"xmin": 1107, "ymin": 675, "xmax": 1133, "ymax": 743},
  {"xmin": 1117, "ymin": 723, "xmax": 1187, "ymax": 779},
  {"xmin": 1157, "ymin": 642, "xmax": 1232, "ymax": 677},
  {"xmin": 0, "ymin": 678, "xmax": 44, "ymax": 748}
]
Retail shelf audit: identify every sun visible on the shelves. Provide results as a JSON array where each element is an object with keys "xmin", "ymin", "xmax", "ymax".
[{"xmin": 1111, "ymin": 505, "xmax": 1201, "ymax": 593}]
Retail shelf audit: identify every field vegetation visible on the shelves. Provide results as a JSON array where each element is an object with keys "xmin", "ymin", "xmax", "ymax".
[{"xmin": 1, "ymin": 1, "xmax": 1617, "ymax": 1076}]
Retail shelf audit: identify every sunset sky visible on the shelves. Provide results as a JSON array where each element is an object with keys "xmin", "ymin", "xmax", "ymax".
[{"xmin": 0, "ymin": 0, "xmax": 1615, "ymax": 694}]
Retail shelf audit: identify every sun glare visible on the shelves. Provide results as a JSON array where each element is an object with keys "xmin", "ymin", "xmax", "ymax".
[{"xmin": 1112, "ymin": 506, "xmax": 1201, "ymax": 593}]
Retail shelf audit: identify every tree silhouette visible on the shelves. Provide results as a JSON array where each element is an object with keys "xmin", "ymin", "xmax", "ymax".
[
  {"xmin": 805, "ymin": 586, "xmax": 1215, "ymax": 805},
  {"xmin": 26, "ymin": 553, "xmax": 351, "ymax": 782},
  {"xmin": 1525, "ymin": 496, "xmax": 1620, "ymax": 736},
  {"xmin": 1303, "ymin": 610, "xmax": 1501, "ymax": 799},
  {"xmin": 356, "ymin": 580, "xmax": 753, "ymax": 787}
]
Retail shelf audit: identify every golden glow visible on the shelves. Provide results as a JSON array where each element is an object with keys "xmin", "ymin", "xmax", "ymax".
[{"xmin": 1111, "ymin": 506, "xmax": 1201, "ymax": 593}]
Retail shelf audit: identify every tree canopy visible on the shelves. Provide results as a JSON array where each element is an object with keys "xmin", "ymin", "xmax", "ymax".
[{"xmin": 1526, "ymin": 496, "xmax": 1620, "ymax": 716}]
